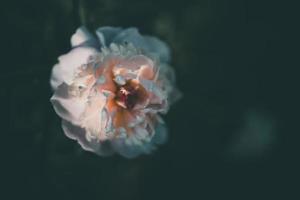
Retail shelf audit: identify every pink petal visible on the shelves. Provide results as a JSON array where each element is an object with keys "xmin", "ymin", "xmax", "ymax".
[
  {"xmin": 71, "ymin": 26, "xmax": 96, "ymax": 47},
  {"xmin": 62, "ymin": 120, "xmax": 114, "ymax": 156},
  {"xmin": 50, "ymin": 47, "xmax": 97, "ymax": 90},
  {"xmin": 51, "ymin": 83, "xmax": 87, "ymax": 125}
]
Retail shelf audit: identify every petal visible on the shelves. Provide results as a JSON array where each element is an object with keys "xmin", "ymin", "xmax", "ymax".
[
  {"xmin": 158, "ymin": 64, "xmax": 182, "ymax": 105},
  {"xmin": 111, "ymin": 121, "xmax": 161, "ymax": 158},
  {"xmin": 79, "ymin": 91, "xmax": 108, "ymax": 140},
  {"xmin": 119, "ymin": 55, "xmax": 154, "ymax": 71},
  {"xmin": 50, "ymin": 47, "xmax": 97, "ymax": 90},
  {"xmin": 95, "ymin": 26, "xmax": 122, "ymax": 47},
  {"xmin": 119, "ymin": 119, "xmax": 167, "ymax": 158},
  {"xmin": 159, "ymin": 64, "xmax": 176, "ymax": 84},
  {"xmin": 50, "ymin": 83, "xmax": 86, "ymax": 125},
  {"xmin": 138, "ymin": 64, "xmax": 155, "ymax": 80},
  {"xmin": 95, "ymin": 58, "xmax": 118, "ymax": 93},
  {"xmin": 151, "ymin": 118, "xmax": 168, "ymax": 145},
  {"xmin": 111, "ymin": 137, "xmax": 147, "ymax": 158},
  {"xmin": 112, "ymin": 55, "xmax": 156, "ymax": 81},
  {"xmin": 62, "ymin": 120, "xmax": 114, "ymax": 156},
  {"xmin": 138, "ymin": 78, "xmax": 166, "ymax": 104},
  {"xmin": 71, "ymin": 26, "xmax": 99, "ymax": 48},
  {"xmin": 143, "ymin": 36, "xmax": 170, "ymax": 63},
  {"xmin": 112, "ymin": 28, "xmax": 170, "ymax": 62}
]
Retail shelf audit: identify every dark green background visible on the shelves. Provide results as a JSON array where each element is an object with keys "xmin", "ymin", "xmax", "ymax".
[{"xmin": 2, "ymin": 0, "xmax": 299, "ymax": 199}]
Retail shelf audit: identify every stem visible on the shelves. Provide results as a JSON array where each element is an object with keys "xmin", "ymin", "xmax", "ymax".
[{"xmin": 73, "ymin": 0, "xmax": 86, "ymax": 26}]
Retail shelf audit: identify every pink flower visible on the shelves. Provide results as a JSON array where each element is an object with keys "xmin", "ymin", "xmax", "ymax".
[{"xmin": 50, "ymin": 27, "xmax": 181, "ymax": 158}]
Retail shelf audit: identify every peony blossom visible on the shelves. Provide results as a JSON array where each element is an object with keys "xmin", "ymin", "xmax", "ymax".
[{"xmin": 50, "ymin": 26, "xmax": 181, "ymax": 158}]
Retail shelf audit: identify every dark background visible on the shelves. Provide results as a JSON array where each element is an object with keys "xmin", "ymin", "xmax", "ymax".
[{"xmin": 2, "ymin": 0, "xmax": 299, "ymax": 199}]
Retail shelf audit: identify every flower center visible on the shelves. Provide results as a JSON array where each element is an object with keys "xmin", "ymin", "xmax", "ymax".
[{"xmin": 115, "ymin": 81, "xmax": 141, "ymax": 110}]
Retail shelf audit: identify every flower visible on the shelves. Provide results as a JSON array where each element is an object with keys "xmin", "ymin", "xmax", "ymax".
[{"xmin": 50, "ymin": 26, "xmax": 181, "ymax": 158}]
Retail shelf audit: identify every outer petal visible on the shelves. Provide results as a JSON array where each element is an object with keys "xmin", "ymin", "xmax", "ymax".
[
  {"xmin": 79, "ymin": 91, "xmax": 108, "ymax": 141},
  {"xmin": 138, "ymin": 78, "xmax": 167, "ymax": 106},
  {"xmin": 50, "ymin": 83, "xmax": 86, "ymax": 125},
  {"xmin": 95, "ymin": 26, "xmax": 122, "ymax": 47},
  {"xmin": 50, "ymin": 47, "xmax": 97, "ymax": 90},
  {"xmin": 111, "ymin": 137, "xmax": 148, "ymax": 158},
  {"xmin": 111, "ymin": 120, "xmax": 167, "ymax": 158},
  {"xmin": 112, "ymin": 28, "xmax": 170, "ymax": 62},
  {"xmin": 158, "ymin": 64, "xmax": 182, "ymax": 105},
  {"xmin": 143, "ymin": 36, "xmax": 170, "ymax": 63},
  {"xmin": 71, "ymin": 26, "xmax": 99, "ymax": 48},
  {"xmin": 151, "ymin": 119, "xmax": 168, "ymax": 145},
  {"xmin": 62, "ymin": 120, "xmax": 114, "ymax": 156}
]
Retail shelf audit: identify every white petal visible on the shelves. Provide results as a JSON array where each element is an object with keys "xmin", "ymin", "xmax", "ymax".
[
  {"xmin": 79, "ymin": 91, "xmax": 109, "ymax": 140},
  {"xmin": 50, "ymin": 47, "xmax": 97, "ymax": 90},
  {"xmin": 120, "ymin": 55, "xmax": 154, "ymax": 71},
  {"xmin": 95, "ymin": 26, "xmax": 122, "ymax": 47},
  {"xmin": 135, "ymin": 126, "xmax": 150, "ymax": 141},
  {"xmin": 143, "ymin": 36, "xmax": 170, "ymax": 63},
  {"xmin": 113, "ymin": 28, "xmax": 144, "ymax": 46},
  {"xmin": 158, "ymin": 64, "xmax": 182, "ymax": 105},
  {"xmin": 111, "ymin": 125, "xmax": 157, "ymax": 158},
  {"xmin": 112, "ymin": 55, "xmax": 156, "ymax": 81},
  {"xmin": 50, "ymin": 83, "xmax": 86, "ymax": 125},
  {"xmin": 113, "ymin": 28, "xmax": 170, "ymax": 62},
  {"xmin": 71, "ymin": 26, "xmax": 97, "ymax": 47},
  {"xmin": 151, "ymin": 119, "xmax": 168, "ymax": 145},
  {"xmin": 138, "ymin": 78, "xmax": 166, "ymax": 103},
  {"xmin": 159, "ymin": 64, "xmax": 176, "ymax": 84},
  {"xmin": 111, "ymin": 138, "xmax": 144, "ymax": 158},
  {"xmin": 62, "ymin": 120, "xmax": 114, "ymax": 156},
  {"xmin": 113, "ymin": 121, "xmax": 168, "ymax": 158}
]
